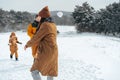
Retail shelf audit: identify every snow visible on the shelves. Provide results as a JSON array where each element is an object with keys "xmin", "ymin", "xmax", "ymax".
[{"xmin": 0, "ymin": 26, "xmax": 120, "ymax": 80}]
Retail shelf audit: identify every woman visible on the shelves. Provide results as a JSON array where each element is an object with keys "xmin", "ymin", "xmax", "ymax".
[{"xmin": 24, "ymin": 6, "xmax": 58, "ymax": 80}]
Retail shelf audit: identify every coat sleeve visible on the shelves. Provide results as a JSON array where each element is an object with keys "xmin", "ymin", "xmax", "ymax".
[
  {"xmin": 16, "ymin": 37, "xmax": 21, "ymax": 44},
  {"xmin": 27, "ymin": 24, "xmax": 34, "ymax": 38},
  {"xmin": 26, "ymin": 22, "xmax": 50, "ymax": 47}
]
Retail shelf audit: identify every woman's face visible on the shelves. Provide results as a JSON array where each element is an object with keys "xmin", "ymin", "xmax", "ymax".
[{"xmin": 35, "ymin": 16, "xmax": 41, "ymax": 22}]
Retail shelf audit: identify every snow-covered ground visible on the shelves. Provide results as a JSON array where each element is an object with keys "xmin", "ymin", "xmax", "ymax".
[{"xmin": 0, "ymin": 26, "xmax": 120, "ymax": 80}]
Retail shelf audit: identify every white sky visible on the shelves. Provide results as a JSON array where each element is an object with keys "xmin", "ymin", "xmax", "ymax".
[{"xmin": 0, "ymin": 0, "xmax": 119, "ymax": 13}]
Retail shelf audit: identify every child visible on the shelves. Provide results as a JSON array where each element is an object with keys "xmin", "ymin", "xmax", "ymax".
[
  {"xmin": 27, "ymin": 15, "xmax": 39, "ymax": 58},
  {"xmin": 8, "ymin": 32, "xmax": 22, "ymax": 61}
]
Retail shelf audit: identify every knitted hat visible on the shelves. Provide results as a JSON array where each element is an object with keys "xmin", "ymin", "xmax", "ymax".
[
  {"xmin": 10, "ymin": 32, "xmax": 16, "ymax": 38},
  {"xmin": 11, "ymin": 32, "xmax": 15, "ymax": 36},
  {"xmin": 38, "ymin": 6, "xmax": 51, "ymax": 18}
]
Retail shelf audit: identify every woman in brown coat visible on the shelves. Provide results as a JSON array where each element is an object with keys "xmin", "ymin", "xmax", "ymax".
[
  {"xmin": 9, "ymin": 32, "xmax": 22, "ymax": 61},
  {"xmin": 24, "ymin": 6, "xmax": 58, "ymax": 80}
]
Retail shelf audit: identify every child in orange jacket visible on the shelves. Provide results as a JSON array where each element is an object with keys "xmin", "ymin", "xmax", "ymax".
[
  {"xmin": 27, "ymin": 15, "xmax": 39, "ymax": 58},
  {"xmin": 8, "ymin": 32, "xmax": 22, "ymax": 61}
]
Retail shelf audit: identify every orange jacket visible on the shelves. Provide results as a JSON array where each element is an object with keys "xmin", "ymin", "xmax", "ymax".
[
  {"xmin": 9, "ymin": 32, "xmax": 18, "ymax": 53},
  {"xmin": 27, "ymin": 23, "xmax": 37, "ymax": 58},
  {"xmin": 27, "ymin": 24, "xmax": 36, "ymax": 38}
]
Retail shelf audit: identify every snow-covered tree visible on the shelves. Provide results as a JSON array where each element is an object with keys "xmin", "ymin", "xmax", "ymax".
[
  {"xmin": 72, "ymin": 2, "xmax": 95, "ymax": 32},
  {"xmin": 95, "ymin": 2, "xmax": 120, "ymax": 35}
]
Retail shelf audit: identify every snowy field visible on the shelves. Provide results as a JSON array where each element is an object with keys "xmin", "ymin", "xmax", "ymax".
[{"xmin": 0, "ymin": 26, "xmax": 120, "ymax": 80}]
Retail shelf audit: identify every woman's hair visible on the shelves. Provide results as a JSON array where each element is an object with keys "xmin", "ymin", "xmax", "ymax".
[{"xmin": 35, "ymin": 15, "xmax": 38, "ymax": 18}]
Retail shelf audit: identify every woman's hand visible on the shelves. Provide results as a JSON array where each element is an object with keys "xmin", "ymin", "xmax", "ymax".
[{"xmin": 24, "ymin": 45, "xmax": 28, "ymax": 50}]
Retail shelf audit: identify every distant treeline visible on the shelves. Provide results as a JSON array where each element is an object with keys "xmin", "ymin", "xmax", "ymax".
[{"xmin": 0, "ymin": 9, "xmax": 74, "ymax": 32}]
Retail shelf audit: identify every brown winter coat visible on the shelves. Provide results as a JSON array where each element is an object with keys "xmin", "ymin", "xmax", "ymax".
[{"xmin": 26, "ymin": 22, "xmax": 58, "ymax": 76}]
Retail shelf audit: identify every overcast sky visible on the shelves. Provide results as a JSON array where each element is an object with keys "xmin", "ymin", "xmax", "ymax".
[{"xmin": 0, "ymin": 0, "xmax": 119, "ymax": 13}]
